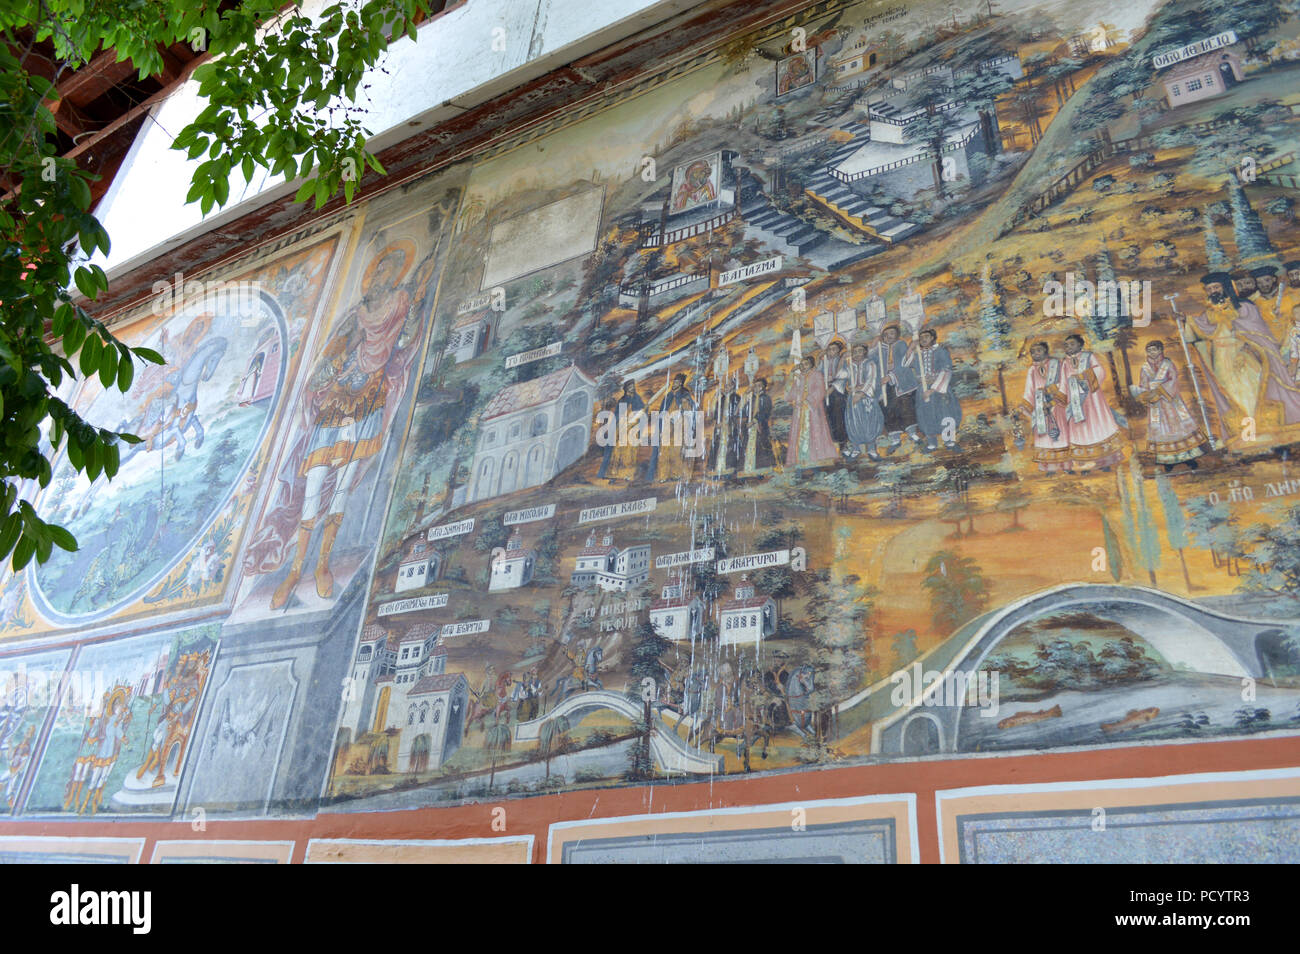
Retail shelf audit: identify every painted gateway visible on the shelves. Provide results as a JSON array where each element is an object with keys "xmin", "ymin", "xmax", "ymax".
[{"xmin": 1, "ymin": 0, "xmax": 1300, "ymax": 830}]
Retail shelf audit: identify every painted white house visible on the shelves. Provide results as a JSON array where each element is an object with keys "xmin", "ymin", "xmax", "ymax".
[
  {"xmin": 1162, "ymin": 50, "xmax": 1244, "ymax": 108},
  {"xmin": 829, "ymin": 31, "xmax": 877, "ymax": 80},
  {"xmin": 569, "ymin": 532, "xmax": 651, "ymax": 592},
  {"xmin": 337, "ymin": 620, "xmax": 466, "ymax": 773},
  {"xmin": 445, "ymin": 312, "xmax": 493, "ymax": 364},
  {"xmin": 338, "ymin": 624, "xmax": 397, "ymax": 742},
  {"xmin": 395, "ymin": 536, "xmax": 442, "ymax": 593},
  {"xmin": 649, "ymin": 580, "xmax": 704, "ymax": 641},
  {"xmin": 489, "ymin": 533, "xmax": 536, "ymax": 591},
  {"xmin": 468, "ymin": 363, "xmax": 596, "ymax": 503},
  {"xmin": 718, "ymin": 577, "xmax": 777, "ymax": 647},
  {"xmin": 394, "ymin": 673, "xmax": 468, "ymax": 773}
]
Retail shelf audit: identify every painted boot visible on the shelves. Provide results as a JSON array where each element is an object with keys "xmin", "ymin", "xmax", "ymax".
[{"xmin": 315, "ymin": 514, "xmax": 343, "ymax": 600}]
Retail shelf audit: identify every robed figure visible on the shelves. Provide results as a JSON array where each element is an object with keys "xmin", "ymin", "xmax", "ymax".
[
  {"xmin": 1060, "ymin": 334, "xmax": 1124, "ymax": 471},
  {"xmin": 740, "ymin": 378, "xmax": 777, "ymax": 474},
  {"xmin": 1131, "ymin": 341, "xmax": 1207, "ymax": 471},
  {"xmin": 708, "ymin": 378, "xmax": 745, "ymax": 477},
  {"xmin": 907, "ymin": 329, "xmax": 962, "ymax": 451},
  {"xmin": 870, "ymin": 325, "xmax": 921, "ymax": 449},
  {"xmin": 844, "ymin": 344, "xmax": 884, "ymax": 460},
  {"xmin": 785, "ymin": 356, "xmax": 839, "ymax": 468},
  {"xmin": 1020, "ymin": 342, "xmax": 1072, "ymax": 472},
  {"xmin": 649, "ymin": 374, "xmax": 699, "ymax": 482}
]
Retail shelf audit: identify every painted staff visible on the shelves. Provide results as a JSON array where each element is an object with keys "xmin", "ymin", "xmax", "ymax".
[{"xmin": 1164, "ymin": 293, "xmax": 1218, "ymax": 449}]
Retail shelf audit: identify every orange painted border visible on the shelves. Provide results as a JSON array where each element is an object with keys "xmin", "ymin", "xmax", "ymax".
[{"xmin": 0, "ymin": 735, "xmax": 1296, "ymax": 863}]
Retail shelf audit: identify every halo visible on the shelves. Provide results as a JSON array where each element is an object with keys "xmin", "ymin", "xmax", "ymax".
[{"xmin": 362, "ymin": 240, "xmax": 415, "ymax": 294}]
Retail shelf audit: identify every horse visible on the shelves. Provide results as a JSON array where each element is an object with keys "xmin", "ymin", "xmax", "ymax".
[
  {"xmin": 784, "ymin": 665, "xmax": 816, "ymax": 736},
  {"xmin": 118, "ymin": 336, "xmax": 228, "ymax": 465},
  {"xmin": 546, "ymin": 644, "xmax": 604, "ymax": 709},
  {"xmin": 691, "ymin": 690, "xmax": 777, "ymax": 773}
]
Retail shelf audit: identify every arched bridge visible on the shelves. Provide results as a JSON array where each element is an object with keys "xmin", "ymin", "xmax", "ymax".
[
  {"xmin": 514, "ymin": 689, "xmax": 723, "ymax": 775},
  {"xmin": 872, "ymin": 584, "xmax": 1295, "ymax": 758}
]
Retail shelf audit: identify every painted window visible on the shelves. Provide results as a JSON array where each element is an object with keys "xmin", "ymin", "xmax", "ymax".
[{"xmin": 1186, "ymin": 78, "xmax": 1202, "ymax": 91}]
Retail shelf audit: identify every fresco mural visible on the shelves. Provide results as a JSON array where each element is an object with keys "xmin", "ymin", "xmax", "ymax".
[
  {"xmin": 231, "ymin": 176, "xmax": 463, "ymax": 623},
  {"xmin": 0, "ymin": 0, "xmax": 1298, "ymax": 827},
  {"xmin": 0, "ymin": 235, "xmax": 342, "ymax": 636},
  {"xmin": 324, "ymin": 0, "xmax": 1300, "ymax": 810},
  {"xmin": 24, "ymin": 625, "xmax": 217, "ymax": 816},
  {"xmin": 0, "ymin": 647, "xmax": 72, "ymax": 814}
]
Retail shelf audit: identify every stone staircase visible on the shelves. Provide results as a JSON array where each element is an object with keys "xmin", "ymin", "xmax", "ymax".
[{"xmin": 805, "ymin": 167, "xmax": 921, "ymax": 244}]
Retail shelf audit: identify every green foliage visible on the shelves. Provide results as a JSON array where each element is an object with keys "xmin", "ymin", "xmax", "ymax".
[
  {"xmin": 1, "ymin": 1, "xmax": 433, "ymax": 571},
  {"xmin": 921, "ymin": 550, "xmax": 989, "ymax": 635}
]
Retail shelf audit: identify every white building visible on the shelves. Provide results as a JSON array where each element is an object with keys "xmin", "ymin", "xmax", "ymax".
[
  {"xmin": 395, "ymin": 536, "xmax": 442, "ymax": 593},
  {"xmin": 570, "ymin": 532, "xmax": 651, "ymax": 592},
  {"xmin": 649, "ymin": 580, "xmax": 704, "ymax": 641},
  {"xmin": 718, "ymin": 577, "xmax": 777, "ymax": 647},
  {"xmin": 339, "ymin": 622, "xmax": 463, "ymax": 772},
  {"xmin": 394, "ymin": 673, "xmax": 468, "ymax": 773},
  {"xmin": 338, "ymin": 625, "xmax": 396, "ymax": 741},
  {"xmin": 489, "ymin": 532, "xmax": 535, "ymax": 591},
  {"xmin": 829, "ymin": 31, "xmax": 878, "ymax": 80},
  {"xmin": 1162, "ymin": 50, "xmax": 1243, "ymax": 108},
  {"xmin": 468, "ymin": 363, "xmax": 596, "ymax": 503},
  {"xmin": 445, "ymin": 312, "xmax": 492, "ymax": 364}
]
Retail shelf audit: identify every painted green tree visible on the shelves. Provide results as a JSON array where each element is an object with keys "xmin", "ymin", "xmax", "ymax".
[
  {"xmin": 1129, "ymin": 465, "xmax": 1162, "ymax": 587},
  {"xmin": 801, "ymin": 570, "xmax": 875, "ymax": 744},
  {"xmin": 625, "ymin": 618, "xmax": 670, "ymax": 781},
  {"xmin": 922, "ymin": 551, "xmax": 989, "ymax": 635},
  {"xmin": 1155, "ymin": 474, "xmax": 1193, "ymax": 591},
  {"xmin": 1101, "ymin": 513, "xmax": 1125, "ymax": 583},
  {"xmin": 1226, "ymin": 175, "xmax": 1277, "ymax": 265}
]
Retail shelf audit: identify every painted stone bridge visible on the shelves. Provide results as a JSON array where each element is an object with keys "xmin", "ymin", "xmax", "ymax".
[
  {"xmin": 513, "ymin": 689, "xmax": 723, "ymax": 775},
  {"xmin": 871, "ymin": 584, "xmax": 1296, "ymax": 758}
]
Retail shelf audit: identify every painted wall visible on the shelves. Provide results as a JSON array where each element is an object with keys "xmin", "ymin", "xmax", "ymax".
[{"xmin": 3, "ymin": 0, "xmax": 1300, "ymax": 862}]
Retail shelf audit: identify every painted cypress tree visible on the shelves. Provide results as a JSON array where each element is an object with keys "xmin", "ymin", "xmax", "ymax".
[
  {"xmin": 625, "ymin": 618, "xmax": 670, "ymax": 781},
  {"xmin": 1101, "ymin": 513, "xmax": 1124, "ymax": 582},
  {"xmin": 978, "ymin": 262, "xmax": 1011, "ymax": 353},
  {"xmin": 1116, "ymin": 468, "xmax": 1139, "ymax": 557},
  {"xmin": 1203, "ymin": 211, "xmax": 1231, "ymax": 271},
  {"xmin": 1155, "ymin": 474, "xmax": 1193, "ymax": 591},
  {"xmin": 1130, "ymin": 465, "xmax": 1162, "ymax": 587},
  {"xmin": 1227, "ymin": 175, "xmax": 1277, "ymax": 265},
  {"xmin": 1091, "ymin": 246, "xmax": 1124, "ymax": 340}
]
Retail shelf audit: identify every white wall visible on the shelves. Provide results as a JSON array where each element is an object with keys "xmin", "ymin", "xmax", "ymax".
[{"xmin": 91, "ymin": 0, "xmax": 708, "ymax": 281}]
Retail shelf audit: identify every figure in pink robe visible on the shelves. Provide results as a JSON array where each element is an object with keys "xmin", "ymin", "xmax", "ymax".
[
  {"xmin": 1019, "ymin": 342, "xmax": 1072, "ymax": 472},
  {"xmin": 1131, "ymin": 341, "xmax": 1207, "ymax": 471},
  {"xmin": 1060, "ymin": 334, "xmax": 1124, "ymax": 471},
  {"xmin": 785, "ymin": 356, "xmax": 839, "ymax": 468}
]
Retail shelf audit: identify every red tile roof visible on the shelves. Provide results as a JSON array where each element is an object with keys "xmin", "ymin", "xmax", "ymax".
[
  {"xmin": 410, "ymin": 673, "xmax": 467, "ymax": 695},
  {"xmin": 721, "ymin": 596, "xmax": 774, "ymax": 611},
  {"xmin": 481, "ymin": 364, "xmax": 593, "ymax": 421},
  {"xmin": 399, "ymin": 623, "xmax": 441, "ymax": 644}
]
